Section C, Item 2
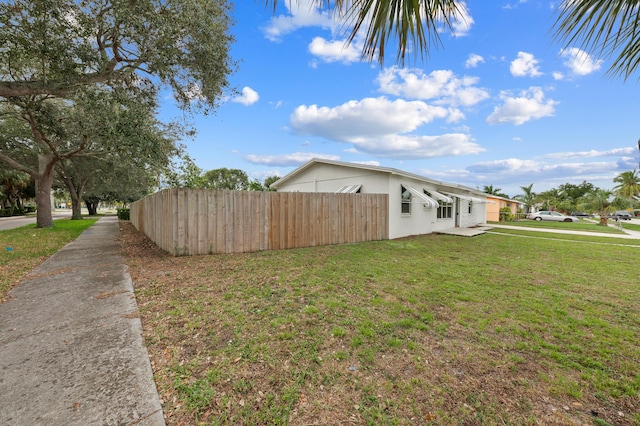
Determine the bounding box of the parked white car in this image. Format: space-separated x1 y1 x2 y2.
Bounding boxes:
526 211 579 222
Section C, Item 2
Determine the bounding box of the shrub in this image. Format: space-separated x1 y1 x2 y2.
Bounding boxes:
0 207 27 217
117 208 130 220
499 206 515 222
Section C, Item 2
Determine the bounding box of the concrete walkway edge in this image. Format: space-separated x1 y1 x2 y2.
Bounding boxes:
0 216 165 425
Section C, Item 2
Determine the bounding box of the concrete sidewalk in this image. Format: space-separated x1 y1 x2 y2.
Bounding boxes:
0 216 164 425
487 223 640 239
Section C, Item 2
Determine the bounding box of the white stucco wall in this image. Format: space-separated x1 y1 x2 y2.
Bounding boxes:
275 163 390 193
276 162 487 239
455 197 487 228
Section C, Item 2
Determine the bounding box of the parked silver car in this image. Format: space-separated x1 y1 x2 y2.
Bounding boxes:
526 211 579 222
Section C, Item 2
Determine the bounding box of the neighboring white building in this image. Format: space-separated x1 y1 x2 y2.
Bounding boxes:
271 159 489 239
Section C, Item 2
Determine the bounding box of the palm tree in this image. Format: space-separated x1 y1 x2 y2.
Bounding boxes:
613 170 640 210
0 168 30 213
482 185 508 198
536 189 561 212
579 189 615 225
514 183 536 214
267 1 640 77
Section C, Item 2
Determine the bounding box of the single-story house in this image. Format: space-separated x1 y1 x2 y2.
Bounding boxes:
484 195 523 222
271 159 490 239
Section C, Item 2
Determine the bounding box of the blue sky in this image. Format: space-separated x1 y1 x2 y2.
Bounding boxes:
160 1 639 198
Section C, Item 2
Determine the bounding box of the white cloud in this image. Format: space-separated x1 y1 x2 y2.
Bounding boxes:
458 157 621 194
465 53 484 68
308 37 361 63
467 158 619 182
450 2 474 36
246 152 340 167
232 87 259 106
262 0 335 41
552 71 564 80
251 170 282 180
376 67 490 107
560 47 603 76
543 147 636 159
351 160 381 166
486 87 557 125
346 133 485 159
291 97 452 140
290 97 484 159
510 52 543 77
417 146 636 195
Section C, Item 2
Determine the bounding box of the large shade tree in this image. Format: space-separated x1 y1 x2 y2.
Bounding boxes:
203 167 250 190
0 0 236 227
54 91 180 219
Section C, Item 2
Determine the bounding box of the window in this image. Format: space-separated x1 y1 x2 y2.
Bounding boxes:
401 186 411 214
437 200 453 219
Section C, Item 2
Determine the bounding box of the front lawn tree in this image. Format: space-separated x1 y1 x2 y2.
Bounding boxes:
514 183 536 214
613 170 640 210
0 0 235 227
55 93 179 219
0 0 235 109
579 188 624 226
536 189 561 212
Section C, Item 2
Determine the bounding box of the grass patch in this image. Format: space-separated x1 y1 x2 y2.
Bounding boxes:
490 219 625 234
487 227 640 246
0 218 98 300
621 222 640 232
121 223 640 425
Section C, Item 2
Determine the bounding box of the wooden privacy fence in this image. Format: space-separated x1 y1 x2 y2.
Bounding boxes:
130 188 389 255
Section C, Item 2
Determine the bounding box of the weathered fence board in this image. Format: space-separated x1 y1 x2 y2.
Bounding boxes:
130 188 389 256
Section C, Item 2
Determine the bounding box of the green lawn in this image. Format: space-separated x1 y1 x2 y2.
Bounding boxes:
491 219 625 234
0 218 98 300
621 222 640 232
122 223 640 426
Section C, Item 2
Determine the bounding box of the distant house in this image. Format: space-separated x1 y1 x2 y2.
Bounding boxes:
484 195 522 222
271 159 490 239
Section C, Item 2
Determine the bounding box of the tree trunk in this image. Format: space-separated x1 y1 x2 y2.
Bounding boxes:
599 212 608 226
70 196 83 220
35 154 57 228
85 201 99 215
68 181 84 220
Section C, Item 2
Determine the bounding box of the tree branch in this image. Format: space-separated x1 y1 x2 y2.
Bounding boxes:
0 152 38 179
0 67 123 97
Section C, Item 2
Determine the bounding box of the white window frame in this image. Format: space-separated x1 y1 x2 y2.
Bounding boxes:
437 200 453 219
401 185 411 215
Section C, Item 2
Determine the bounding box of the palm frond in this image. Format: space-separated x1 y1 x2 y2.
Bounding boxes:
553 0 640 80
266 0 461 65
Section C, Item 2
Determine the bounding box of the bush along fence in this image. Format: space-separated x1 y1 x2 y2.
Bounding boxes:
130 188 389 256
